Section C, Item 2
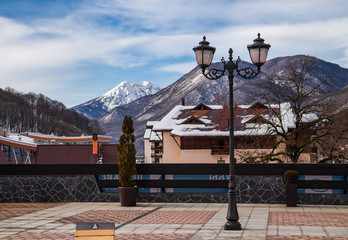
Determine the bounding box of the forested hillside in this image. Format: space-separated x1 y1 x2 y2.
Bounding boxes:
0 87 101 136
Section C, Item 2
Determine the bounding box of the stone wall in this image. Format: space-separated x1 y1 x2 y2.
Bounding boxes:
0 175 116 202
1 175 348 204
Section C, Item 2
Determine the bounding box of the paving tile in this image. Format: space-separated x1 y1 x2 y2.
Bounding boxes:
139 223 162 229
181 224 201 229
174 228 199 234
268 211 348 227
115 228 137 234
151 228 176 234
324 226 348 237
242 231 267 239
133 210 217 224
159 224 183 229
132 228 155 234
319 206 341 212
300 226 326 236
217 231 243 237
267 225 278 235
278 225 302 235
201 225 222 230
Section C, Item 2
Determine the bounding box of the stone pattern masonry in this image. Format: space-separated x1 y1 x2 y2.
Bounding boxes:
1 175 348 204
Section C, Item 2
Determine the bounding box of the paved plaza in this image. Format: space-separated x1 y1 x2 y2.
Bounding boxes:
0 202 348 239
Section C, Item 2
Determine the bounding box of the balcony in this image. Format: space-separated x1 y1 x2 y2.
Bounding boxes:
211 146 229 155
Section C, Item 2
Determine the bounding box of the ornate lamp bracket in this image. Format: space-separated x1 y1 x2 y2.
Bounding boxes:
203 49 261 81
236 64 260 79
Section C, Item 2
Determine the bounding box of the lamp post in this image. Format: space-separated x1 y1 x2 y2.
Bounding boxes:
193 33 271 230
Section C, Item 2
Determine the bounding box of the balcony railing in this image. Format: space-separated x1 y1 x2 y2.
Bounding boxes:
211 146 229 155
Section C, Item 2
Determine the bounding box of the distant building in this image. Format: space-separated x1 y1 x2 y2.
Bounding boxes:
0 131 116 164
144 102 317 163
143 121 163 164
35 144 118 164
27 133 112 145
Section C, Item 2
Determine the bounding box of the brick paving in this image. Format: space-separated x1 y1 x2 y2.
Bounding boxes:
268 211 348 227
267 236 348 240
0 232 73 240
133 210 217 224
0 232 193 240
115 233 193 240
0 203 62 221
1 203 348 239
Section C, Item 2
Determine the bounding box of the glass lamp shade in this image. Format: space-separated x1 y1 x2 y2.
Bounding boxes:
193 36 216 69
247 33 271 69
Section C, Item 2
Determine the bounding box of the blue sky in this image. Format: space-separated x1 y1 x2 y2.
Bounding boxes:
0 0 348 107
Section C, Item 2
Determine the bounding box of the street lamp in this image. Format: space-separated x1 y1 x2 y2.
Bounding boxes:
193 33 271 230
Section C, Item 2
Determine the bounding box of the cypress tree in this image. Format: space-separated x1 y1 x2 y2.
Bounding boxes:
117 115 137 187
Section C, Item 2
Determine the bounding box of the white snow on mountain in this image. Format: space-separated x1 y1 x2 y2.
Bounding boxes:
99 81 163 111
72 81 163 119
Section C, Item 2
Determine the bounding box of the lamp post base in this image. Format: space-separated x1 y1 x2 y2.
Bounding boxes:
224 220 242 230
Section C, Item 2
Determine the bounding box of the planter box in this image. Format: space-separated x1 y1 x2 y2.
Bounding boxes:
118 187 138 206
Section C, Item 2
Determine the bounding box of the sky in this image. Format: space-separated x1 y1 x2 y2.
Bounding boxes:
0 0 348 107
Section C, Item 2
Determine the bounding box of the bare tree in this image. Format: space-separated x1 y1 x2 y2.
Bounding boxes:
315 109 348 163
244 56 346 163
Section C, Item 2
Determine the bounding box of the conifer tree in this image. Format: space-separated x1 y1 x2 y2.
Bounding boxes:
117 115 137 187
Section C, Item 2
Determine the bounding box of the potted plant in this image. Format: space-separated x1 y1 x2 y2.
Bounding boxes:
117 115 138 206
284 170 299 207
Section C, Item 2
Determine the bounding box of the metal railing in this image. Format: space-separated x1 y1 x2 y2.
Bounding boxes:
1 163 347 193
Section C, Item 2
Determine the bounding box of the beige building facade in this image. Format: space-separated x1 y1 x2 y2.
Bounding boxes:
144 102 316 164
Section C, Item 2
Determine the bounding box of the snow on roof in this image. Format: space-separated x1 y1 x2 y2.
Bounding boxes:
149 102 317 137
28 133 112 142
302 113 319 123
150 131 162 141
152 105 190 131
143 128 152 139
144 120 163 141
144 128 162 141
152 105 222 132
0 135 37 150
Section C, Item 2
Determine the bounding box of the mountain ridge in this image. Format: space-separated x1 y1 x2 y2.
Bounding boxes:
0 88 99 136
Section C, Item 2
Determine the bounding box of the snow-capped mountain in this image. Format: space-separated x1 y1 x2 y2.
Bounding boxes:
72 81 163 119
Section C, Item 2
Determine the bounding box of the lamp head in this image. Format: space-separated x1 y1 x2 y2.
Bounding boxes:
247 33 271 70
193 36 216 71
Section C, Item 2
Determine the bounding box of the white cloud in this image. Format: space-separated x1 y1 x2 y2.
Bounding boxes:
0 0 348 107
157 62 197 74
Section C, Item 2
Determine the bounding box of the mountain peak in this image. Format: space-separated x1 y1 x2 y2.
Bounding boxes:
72 80 163 119
142 81 150 86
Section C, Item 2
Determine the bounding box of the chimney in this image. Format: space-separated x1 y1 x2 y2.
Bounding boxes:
181 98 185 106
